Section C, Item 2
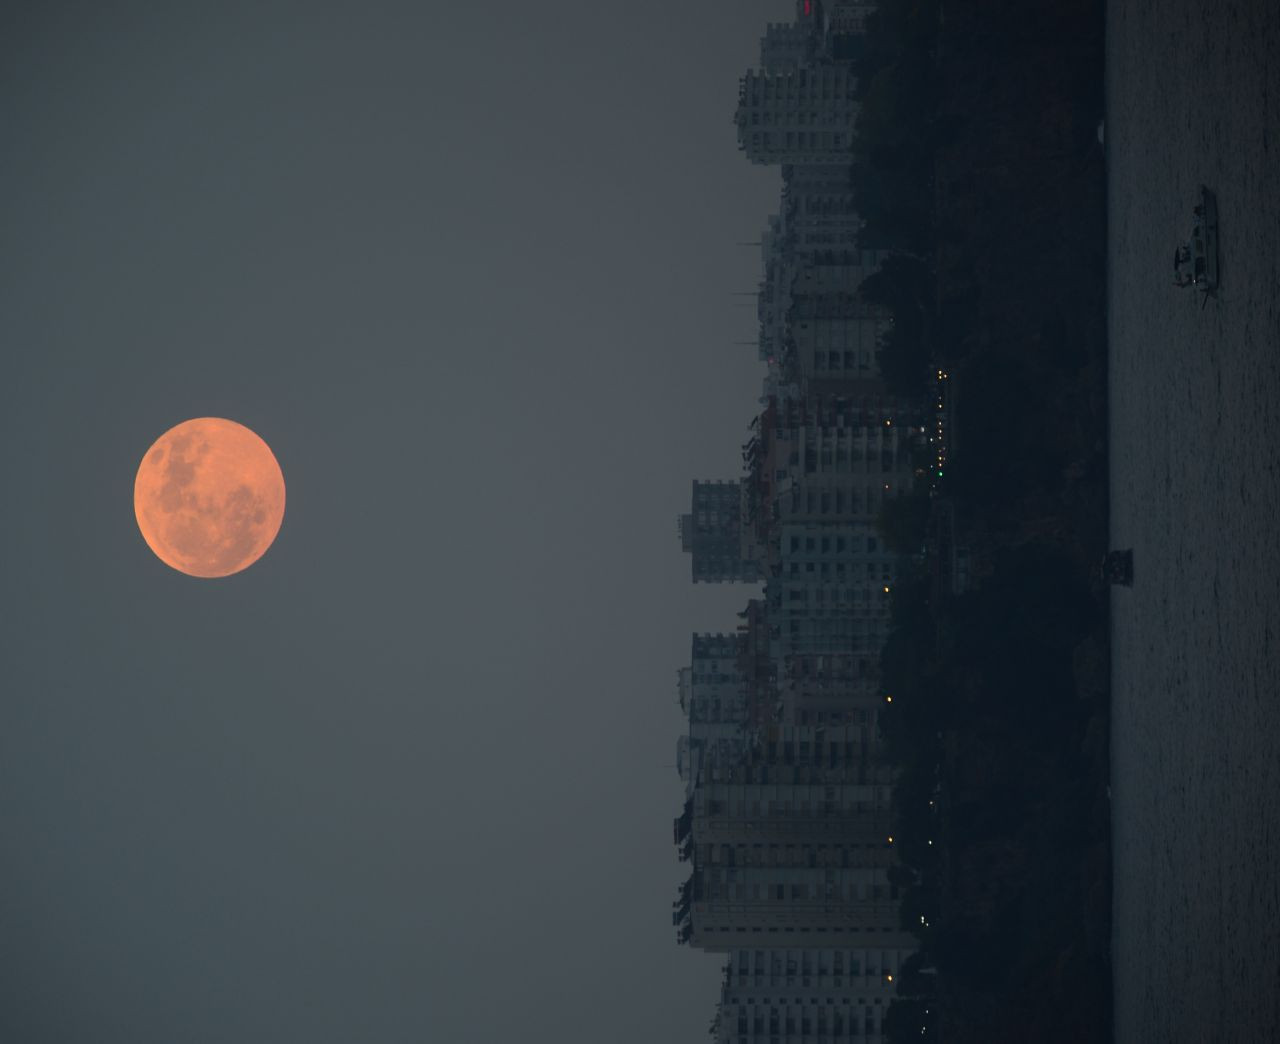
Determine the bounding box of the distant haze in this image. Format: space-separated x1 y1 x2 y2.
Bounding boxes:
0 3 792 1041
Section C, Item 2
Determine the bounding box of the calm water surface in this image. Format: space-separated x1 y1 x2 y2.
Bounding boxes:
1107 0 1280 1041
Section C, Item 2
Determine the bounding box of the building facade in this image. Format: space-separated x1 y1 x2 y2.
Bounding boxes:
677 633 752 799
735 66 859 167
681 718 905 952
680 481 762 583
714 943 915 1044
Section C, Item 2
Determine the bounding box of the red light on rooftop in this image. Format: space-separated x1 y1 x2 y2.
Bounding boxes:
804 0 811 13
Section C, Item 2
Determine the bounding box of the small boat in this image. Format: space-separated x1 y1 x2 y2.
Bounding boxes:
1173 185 1219 297
1102 549 1134 586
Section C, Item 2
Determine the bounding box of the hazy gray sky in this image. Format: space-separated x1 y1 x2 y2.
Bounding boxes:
0 3 793 1041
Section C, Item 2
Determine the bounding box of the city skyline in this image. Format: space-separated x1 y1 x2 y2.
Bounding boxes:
7 1 1274 1041
670 7 940 1040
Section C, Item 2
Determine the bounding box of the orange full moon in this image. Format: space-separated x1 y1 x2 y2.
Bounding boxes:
134 417 286 578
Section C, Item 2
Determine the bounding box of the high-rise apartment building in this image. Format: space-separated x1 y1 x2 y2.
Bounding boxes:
680 481 762 583
760 24 813 72
759 0 825 72
739 396 923 717
677 633 752 798
687 860 908 952
782 649 884 724
679 715 904 952
754 169 876 371
781 164 863 258
714 944 915 1044
738 397 918 704
756 214 795 365
735 66 858 167
787 295 890 394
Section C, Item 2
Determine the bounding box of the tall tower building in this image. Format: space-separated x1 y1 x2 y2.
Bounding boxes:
759 14 819 73
735 66 858 167
759 0 826 73
738 397 918 704
679 717 907 953
679 481 762 583
787 262 898 400
714 944 916 1044
756 213 793 365
677 633 751 798
782 163 865 260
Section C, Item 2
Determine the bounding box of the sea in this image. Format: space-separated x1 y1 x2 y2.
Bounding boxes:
1106 0 1280 1041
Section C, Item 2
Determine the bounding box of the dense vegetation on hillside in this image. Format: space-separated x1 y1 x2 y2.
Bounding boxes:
851 0 1111 1041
